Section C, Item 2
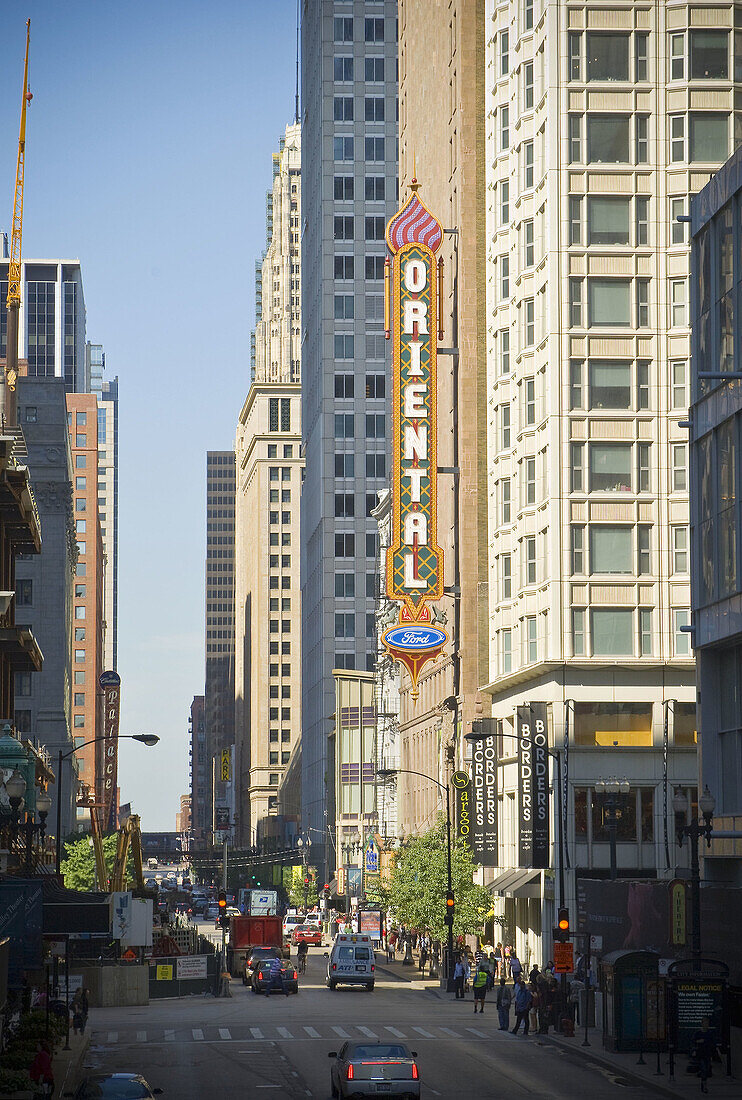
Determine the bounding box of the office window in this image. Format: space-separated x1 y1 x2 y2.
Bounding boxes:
674 610 691 656
74 650 85 663
500 255 510 299
690 113 727 162
500 30 509 74
501 478 511 524
569 33 582 81
572 609 586 656
76 411 87 427
366 453 385 479
523 61 534 109
334 413 354 438
525 378 536 425
523 219 534 266
365 255 385 280
670 279 687 328
74 671 85 684
570 360 583 409
635 33 648 81
25 406 37 423
502 629 512 673
525 456 536 504
588 114 629 162
588 197 630 245
334 334 354 360
500 105 509 150
526 616 537 663
690 31 728 79
75 476 86 490
638 443 651 492
587 33 629 81
74 605 86 620
500 180 510 225
366 573 377 598
365 137 385 162
589 360 630 409
334 17 353 42
335 373 354 399
334 294 354 320
366 374 385 399
334 215 354 239
76 498 86 512
670 115 685 163
636 197 649 245
570 442 584 492
74 627 85 642
589 279 631 326
335 533 355 558
637 361 650 410
636 116 648 163
671 361 687 408
637 279 650 327
335 493 355 518
500 329 510 375
334 56 353 82
569 196 582 245
670 33 684 80
334 254 354 280
672 444 687 491
638 526 651 575
524 141 534 187
571 526 584 573
74 583 86 598
365 57 384 82
569 115 582 163
640 609 653 656
365 97 384 122
365 414 385 439
335 452 354 478
500 404 511 450
76 455 86 468
524 0 533 30
74 715 85 728
524 298 535 346
590 526 631 574
333 96 353 121
280 399 290 432
673 527 688 573
671 198 686 244
569 278 583 327
364 17 384 42
502 553 512 599
334 175 354 201
592 609 633 655
590 443 631 492
525 536 537 584
365 216 385 240
366 534 377 558
334 136 354 162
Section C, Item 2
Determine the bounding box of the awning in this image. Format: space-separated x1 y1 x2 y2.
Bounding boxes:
488 869 541 898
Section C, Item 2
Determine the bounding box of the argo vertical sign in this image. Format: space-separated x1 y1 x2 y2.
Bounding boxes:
517 704 549 868
382 179 447 699
471 737 498 865
99 671 121 832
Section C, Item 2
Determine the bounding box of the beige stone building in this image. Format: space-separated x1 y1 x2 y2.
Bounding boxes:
235 123 303 848
394 0 488 834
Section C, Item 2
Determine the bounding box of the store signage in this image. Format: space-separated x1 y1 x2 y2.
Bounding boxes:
517 704 549 869
364 838 379 875
220 748 231 783
383 180 447 701
471 739 498 865
452 771 472 849
670 879 687 945
99 671 121 832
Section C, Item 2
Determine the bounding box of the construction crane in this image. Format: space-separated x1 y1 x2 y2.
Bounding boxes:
110 814 146 893
3 19 32 429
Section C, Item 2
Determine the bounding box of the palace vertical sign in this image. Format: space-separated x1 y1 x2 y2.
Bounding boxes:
99 671 121 832
517 704 549 869
382 181 447 699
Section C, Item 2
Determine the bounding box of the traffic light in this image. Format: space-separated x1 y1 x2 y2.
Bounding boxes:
444 890 455 927
218 890 229 929
553 907 570 943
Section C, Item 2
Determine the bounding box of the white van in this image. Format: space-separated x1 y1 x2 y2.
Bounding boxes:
283 913 305 943
326 934 375 991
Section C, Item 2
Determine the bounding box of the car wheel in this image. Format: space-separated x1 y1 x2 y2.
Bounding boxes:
331 1077 338 1099
242 975 247 986
328 979 337 990
365 983 374 991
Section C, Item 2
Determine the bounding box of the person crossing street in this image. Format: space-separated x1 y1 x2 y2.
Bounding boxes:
511 976 533 1035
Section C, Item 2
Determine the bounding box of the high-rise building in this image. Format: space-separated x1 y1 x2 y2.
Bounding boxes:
175 794 192 835
65 392 105 828
0 256 87 391
235 123 303 850
88 343 119 673
301 0 399 880
205 451 236 842
14 378 77 838
188 695 207 849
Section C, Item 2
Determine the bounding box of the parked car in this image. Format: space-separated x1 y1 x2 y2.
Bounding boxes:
251 958 299 995
328 1043 420 1099
65 1072 163 1098
292 924 322 947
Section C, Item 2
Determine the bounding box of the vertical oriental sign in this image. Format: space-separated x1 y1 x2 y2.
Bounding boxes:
471 737 498 865
382 181 447 699
99 671 121 832
517 704 549 869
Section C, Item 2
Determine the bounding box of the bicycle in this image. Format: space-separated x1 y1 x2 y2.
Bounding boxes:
297 953 307 975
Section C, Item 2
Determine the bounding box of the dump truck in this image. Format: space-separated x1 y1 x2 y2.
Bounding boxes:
228 915 287 982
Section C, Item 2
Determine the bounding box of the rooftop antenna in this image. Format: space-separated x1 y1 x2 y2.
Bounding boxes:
294 0 300 124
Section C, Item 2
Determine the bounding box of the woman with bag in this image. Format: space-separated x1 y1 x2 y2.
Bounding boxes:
29 1039 54 1098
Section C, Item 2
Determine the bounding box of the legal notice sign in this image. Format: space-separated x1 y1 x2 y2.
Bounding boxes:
382 180 447 699
517 704 549 869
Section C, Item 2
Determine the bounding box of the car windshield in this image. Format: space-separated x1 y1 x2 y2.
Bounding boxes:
81 1078 152 1097
349 1045 409 1060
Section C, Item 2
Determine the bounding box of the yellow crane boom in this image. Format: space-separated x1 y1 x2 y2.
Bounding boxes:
3 19 31 425
111 814 146 893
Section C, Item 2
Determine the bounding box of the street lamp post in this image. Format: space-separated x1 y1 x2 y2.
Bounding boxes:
341 832 362 928
673 785 715 964
0 770 52 872
594 777 630 881
377 767 455 991
56 733 159 875
297 833 313 914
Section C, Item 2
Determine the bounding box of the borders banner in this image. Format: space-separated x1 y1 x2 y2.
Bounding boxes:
452 770 472 849
99 671 121 833
517 704 549 869
471 738 498 866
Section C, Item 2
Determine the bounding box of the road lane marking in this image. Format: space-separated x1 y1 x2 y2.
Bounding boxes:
255 1087 281 1089
192 1029 204 1040
219 1028 231 1040
250 1028 264 1039
466 1027 488 1038
357 1027 378 1038
107 1032 118 1043
277 1027 293 1039
304 1027 320 1038
438 1028 460 1038
385 1027 407 1038
412 1026 434 1038
164 1030 175 1042
136 1031 146 1043
332 1027 350 1038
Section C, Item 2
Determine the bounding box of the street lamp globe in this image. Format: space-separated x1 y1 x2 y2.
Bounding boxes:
132 734 159 747
297 837 304 849
606 777 620 795
306 835 312 849
673 788 689 817
6 769 26 803
699 785 716 819
36 790 52 817
594 778 605 795
618 778 630 796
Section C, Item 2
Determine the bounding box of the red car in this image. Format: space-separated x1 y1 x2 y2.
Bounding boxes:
292 923 322 946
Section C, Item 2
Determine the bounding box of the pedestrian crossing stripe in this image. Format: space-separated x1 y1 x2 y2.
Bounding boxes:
385 1027 406 1038
218 1028 231 1039
193 1029 204 1040
94 1024 510 1045
277 1027 292 1039
304 1027 320 1038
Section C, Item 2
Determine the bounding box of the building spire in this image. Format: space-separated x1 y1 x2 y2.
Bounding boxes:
409 149 419 193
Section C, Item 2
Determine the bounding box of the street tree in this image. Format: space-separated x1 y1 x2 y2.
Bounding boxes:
386 819 491 941
286 865 319 910
60 833 132 891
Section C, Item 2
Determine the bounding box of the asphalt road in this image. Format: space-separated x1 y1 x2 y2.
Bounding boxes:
76 948 663 1099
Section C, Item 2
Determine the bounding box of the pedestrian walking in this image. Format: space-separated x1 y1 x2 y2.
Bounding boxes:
472 964 489 1013
529 963 541 984
462 954 471 993
511 977 533 1035
509 951 522 981
496 977 512 1031
691 1017 718 1094
453 954 466 999
29 1039 54 1099
419 940 429 974
265 954 288 997
529 982 540 1033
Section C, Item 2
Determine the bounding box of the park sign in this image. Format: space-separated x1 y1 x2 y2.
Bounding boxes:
382 179 447 700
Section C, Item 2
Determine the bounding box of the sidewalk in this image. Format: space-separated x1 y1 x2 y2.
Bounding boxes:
52 1030 90 1097
544 1025 738 1099
375 952 441 988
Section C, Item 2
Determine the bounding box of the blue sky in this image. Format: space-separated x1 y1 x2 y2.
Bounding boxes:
0 1 297 828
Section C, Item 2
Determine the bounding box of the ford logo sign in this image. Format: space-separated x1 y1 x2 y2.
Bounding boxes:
384 625 447 651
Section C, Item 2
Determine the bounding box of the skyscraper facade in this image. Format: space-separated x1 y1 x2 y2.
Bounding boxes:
235 123 303 849
205 451 236 842
88 343 119 673
301 0 399 878
188 694 207 849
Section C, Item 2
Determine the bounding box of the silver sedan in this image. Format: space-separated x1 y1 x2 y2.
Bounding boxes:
328 1042 420 1099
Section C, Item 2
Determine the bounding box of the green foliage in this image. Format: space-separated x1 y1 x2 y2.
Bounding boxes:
385 819 491 941
0 1067 32 1093
60 831 132 890
286 865 319 910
